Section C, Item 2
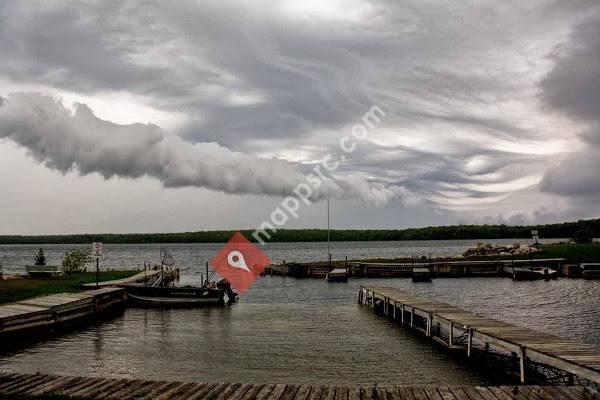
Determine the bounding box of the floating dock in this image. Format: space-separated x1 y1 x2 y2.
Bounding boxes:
266 258 565 279
0 287 125 337
0 373 597 400
359 286 600 385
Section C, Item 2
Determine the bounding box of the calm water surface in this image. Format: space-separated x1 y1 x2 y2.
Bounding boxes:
0 240 597 385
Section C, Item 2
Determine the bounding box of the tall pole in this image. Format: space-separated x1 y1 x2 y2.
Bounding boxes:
327 198 331 267
96 258 99 288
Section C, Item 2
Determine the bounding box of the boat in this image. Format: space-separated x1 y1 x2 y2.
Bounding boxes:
121 248 237 307
581 263 600 280
503 266 558 280
123 282 228 306
412 267 432 282
326 268 348 282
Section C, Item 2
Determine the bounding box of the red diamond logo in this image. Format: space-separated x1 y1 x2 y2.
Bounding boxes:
210 231 271 293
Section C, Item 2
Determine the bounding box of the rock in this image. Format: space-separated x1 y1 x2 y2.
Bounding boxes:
462 243 540 257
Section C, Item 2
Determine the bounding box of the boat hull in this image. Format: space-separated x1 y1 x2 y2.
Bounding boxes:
122 284 225 307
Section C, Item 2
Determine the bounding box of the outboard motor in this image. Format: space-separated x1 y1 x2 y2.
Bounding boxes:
217 279 238 304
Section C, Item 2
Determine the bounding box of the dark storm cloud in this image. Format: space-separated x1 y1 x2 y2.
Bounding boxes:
0 0 583 215
540 10 600 197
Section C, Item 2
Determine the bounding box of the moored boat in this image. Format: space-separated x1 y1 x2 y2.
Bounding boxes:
412 267 432 282
581 263 600 280
326 268 348 282
123 283 227 306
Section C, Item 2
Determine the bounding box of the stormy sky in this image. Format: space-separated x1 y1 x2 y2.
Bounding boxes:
0 0 599 234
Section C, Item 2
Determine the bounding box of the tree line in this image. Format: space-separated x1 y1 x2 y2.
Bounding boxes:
1 218 598 244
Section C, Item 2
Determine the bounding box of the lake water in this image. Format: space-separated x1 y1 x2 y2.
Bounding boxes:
0 238 565 276
1 239 598 386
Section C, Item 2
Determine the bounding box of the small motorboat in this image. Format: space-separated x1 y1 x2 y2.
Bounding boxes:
326 268 348 282
122 248 237 307
581 263 600 280
412 267 432 282
503 266 558 280
123 282 230 306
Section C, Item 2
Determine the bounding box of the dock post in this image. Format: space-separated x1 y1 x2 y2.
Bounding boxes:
410 307 414 327
401 304 405 324
449 322 454 347
519 346 527 383
426 314 432 337
384 297 388 315
467 328 473 357
393 301 397 321
358 286 363 304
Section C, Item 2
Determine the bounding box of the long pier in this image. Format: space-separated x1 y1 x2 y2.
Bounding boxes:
0 287 125 337
0 373 597 400
267 258 565 278
359 286 600 385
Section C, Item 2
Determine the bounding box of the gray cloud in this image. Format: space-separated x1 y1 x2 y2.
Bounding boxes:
0 92 407 203
0 0 595 229
540 11 600 197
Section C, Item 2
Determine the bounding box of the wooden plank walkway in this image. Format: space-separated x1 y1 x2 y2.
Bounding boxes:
0 373 597 400
81 269 167 288
0 287 125 335
359 286 600 384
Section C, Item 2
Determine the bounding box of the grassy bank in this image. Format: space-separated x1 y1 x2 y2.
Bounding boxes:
536 243 600 263
0 270 138 305
343 243 600 264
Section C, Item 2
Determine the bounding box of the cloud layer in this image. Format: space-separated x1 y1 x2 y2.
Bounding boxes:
1 0 599 231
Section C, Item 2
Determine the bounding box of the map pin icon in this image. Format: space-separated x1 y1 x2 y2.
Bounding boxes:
227 250 251 272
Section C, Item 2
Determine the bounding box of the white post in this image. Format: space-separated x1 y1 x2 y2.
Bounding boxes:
519 346 527 384
449 322 454 347
467 328 473 357
401 304 405 324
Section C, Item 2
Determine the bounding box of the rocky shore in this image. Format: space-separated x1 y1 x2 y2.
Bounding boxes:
463 242 540 257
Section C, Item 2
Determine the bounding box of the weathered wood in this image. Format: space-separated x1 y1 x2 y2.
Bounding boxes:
0 373 599 400
361 286 600 384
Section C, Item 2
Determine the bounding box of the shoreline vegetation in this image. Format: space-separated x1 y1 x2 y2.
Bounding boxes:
0 218 599 244
0 270 138 305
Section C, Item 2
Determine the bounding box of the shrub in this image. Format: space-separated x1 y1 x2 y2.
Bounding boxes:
34 248 46 266
62 249 91 273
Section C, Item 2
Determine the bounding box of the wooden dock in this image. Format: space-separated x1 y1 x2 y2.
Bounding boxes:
0 287 125 337
266 259 565 279
359 286 600 384
81 268 178 289
0 373 597 400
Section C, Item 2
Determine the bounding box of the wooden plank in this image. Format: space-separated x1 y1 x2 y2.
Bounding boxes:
546 386 584 400
410 387 430 400
227 384 257 400
321 385 337 400
294 385 312 400
88 378 134 399
181 382 221 400
106 379 152 399
281 384 300 400
0 373 37 391
255 384 277 400
2 374 55 394
335 386 349 400
120 380 172 400
307 385 325 400
473 387 504 400
266 384 289 400
397 387 415 400
435 386 457 400
26 375 80 396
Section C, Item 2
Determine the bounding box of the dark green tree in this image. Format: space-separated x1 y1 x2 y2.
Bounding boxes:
34 248 46 266
574 228 593 244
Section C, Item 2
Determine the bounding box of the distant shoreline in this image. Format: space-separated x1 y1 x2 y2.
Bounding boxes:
1 218 598 244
